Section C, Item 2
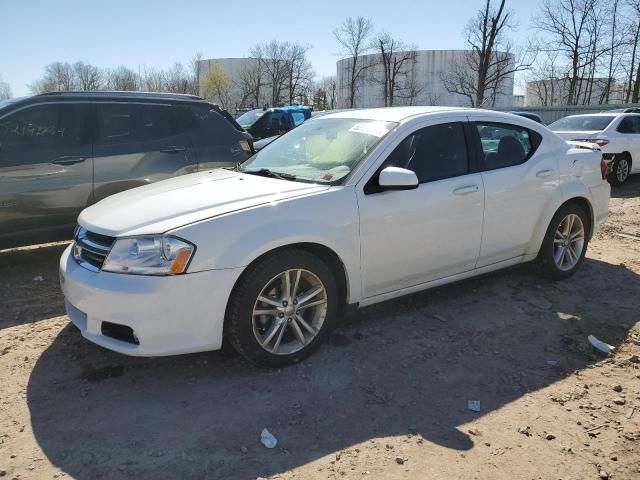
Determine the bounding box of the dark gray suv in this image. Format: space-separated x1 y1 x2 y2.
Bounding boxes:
0 91 254 249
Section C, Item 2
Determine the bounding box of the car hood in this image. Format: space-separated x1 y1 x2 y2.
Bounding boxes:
78 169 330 237
552 130 602 140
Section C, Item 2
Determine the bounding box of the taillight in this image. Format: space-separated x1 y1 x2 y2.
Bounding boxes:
573 138 609 147
600 157 607 180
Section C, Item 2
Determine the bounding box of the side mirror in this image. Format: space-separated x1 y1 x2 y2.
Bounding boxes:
378 166 419 190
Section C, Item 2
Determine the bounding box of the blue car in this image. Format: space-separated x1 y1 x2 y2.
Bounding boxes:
237 106 312 147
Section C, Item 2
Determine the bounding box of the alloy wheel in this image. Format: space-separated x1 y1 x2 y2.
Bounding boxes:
252 269 328 355
553 213 585 271
616 158 630 183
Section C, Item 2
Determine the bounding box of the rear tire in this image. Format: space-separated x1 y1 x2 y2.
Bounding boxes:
534 203 590 280
226 248 339 367
607 154 631 186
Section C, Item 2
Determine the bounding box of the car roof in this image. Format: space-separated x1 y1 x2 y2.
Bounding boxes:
35 91 207 102
321 106 471 122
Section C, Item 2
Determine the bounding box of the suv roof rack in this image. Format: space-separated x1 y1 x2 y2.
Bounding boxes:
35 91 206 101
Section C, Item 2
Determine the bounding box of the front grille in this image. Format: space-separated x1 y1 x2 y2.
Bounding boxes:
74 227 115 271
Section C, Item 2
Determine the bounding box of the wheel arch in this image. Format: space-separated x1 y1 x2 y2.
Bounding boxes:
527 191 595 257
222 242 352 341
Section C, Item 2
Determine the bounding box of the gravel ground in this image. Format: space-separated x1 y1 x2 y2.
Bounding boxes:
1 178 639 480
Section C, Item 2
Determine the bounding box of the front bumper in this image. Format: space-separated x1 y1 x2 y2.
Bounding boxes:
59 245 242 356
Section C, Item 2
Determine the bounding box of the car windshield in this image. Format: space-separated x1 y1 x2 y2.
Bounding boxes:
549 115 615 131
241 117 397 184
236 109 265 128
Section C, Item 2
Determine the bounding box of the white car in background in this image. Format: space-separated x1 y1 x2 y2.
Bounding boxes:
59 107 610 367
550 112 640 185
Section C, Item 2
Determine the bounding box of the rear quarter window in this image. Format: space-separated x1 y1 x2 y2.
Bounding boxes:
475 122 542 171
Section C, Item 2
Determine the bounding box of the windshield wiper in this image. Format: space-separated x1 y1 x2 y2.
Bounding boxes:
241 168 297 181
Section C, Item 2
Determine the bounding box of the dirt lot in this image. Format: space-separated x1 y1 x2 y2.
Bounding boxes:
1 179 639 480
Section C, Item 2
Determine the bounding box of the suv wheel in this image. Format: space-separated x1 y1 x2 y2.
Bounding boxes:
534 203 589 280
226 249 338 367
608 154 631 186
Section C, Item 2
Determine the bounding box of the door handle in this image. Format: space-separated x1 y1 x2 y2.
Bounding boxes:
453 184 479 195
160 146 186 154
536 169 554 178
51 156 86 166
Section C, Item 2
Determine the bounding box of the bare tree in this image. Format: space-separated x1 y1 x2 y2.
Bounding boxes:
74 62 102 91
334 16 373 108
536 0 606 105
106 66 139 91
370 32 418 107
0 75 12 100
255 40 291 106
285 43 314 104
29 62 76 93
443 0 531 107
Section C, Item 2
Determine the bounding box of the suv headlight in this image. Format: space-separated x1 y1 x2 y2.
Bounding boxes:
102 236 195 275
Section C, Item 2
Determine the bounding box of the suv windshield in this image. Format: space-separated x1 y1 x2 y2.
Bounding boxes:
236 109 265 128
241 118 397 184
549 115 615 131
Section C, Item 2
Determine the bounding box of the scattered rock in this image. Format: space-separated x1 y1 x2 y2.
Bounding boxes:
628 354 639 364
395 456 404 465
517 426 531 436
545 433 556 440
610 455 618 461
613 397 626 405
612 385 623 393
0 470 6 477
599 469 609 479
240 446 248 454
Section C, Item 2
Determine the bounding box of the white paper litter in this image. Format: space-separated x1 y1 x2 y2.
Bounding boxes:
588 335 615 354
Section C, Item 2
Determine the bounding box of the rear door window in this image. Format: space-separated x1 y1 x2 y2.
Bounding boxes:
0 103 86 156
96 104 173 144
475 122 541 170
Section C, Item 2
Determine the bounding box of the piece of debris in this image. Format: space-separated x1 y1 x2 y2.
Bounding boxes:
626 407 636 419
612 385 623 393
260 428 278 449
468 400 481 412
588 335 615 354
467 428 481 436
545 433 556 440
517 426 531 436
614 232 640 241
395 456 404 465
32 275 44 283
613 397 626 406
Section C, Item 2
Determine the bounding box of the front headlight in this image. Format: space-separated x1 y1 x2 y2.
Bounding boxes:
102 236 195 275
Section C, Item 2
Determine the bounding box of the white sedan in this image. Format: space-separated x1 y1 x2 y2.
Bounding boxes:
59 107 610 366
550 112 640 185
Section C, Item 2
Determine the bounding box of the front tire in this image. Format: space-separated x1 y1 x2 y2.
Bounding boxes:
226 249 339 367
534 203 589 280
607 154 631 186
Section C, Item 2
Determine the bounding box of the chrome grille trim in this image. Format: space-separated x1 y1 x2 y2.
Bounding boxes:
73 227 115 272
